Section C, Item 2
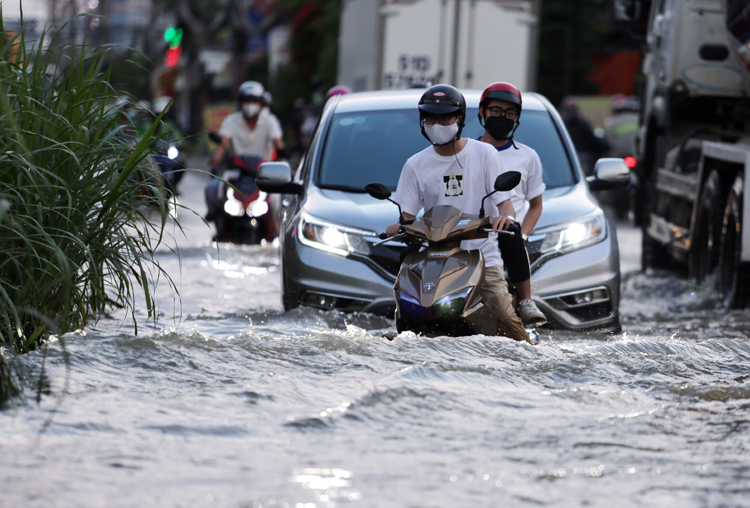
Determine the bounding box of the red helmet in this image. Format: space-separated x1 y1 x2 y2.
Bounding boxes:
326 85 352 100
479 82 522 114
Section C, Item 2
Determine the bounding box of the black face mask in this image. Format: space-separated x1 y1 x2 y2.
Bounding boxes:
485 116 516 140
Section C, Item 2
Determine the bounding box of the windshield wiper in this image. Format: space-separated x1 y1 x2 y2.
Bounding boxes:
318 183 368 193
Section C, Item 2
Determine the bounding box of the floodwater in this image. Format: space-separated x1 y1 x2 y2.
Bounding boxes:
2 172 749 508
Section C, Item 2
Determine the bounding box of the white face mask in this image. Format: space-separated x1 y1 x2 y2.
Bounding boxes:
424 122 459 145
243 103 261 118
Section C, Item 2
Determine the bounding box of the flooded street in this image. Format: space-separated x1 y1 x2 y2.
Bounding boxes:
2 170 750 508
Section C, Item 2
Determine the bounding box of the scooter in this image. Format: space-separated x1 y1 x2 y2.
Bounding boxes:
366 171 536 340
150 139 186 198
209 154 277 245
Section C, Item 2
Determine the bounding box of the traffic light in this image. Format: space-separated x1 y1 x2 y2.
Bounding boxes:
164 27 183 67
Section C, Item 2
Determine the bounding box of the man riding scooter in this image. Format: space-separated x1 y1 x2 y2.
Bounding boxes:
385 84 530 343
205 81 283 229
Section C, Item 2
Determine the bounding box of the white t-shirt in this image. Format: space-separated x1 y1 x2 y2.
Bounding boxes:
493 141 545 224
218 111 283 160
393 138 515 267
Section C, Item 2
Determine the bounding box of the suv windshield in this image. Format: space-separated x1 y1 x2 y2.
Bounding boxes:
317 108 576 191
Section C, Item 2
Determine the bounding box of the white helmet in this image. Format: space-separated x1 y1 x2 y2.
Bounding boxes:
238 81 265 102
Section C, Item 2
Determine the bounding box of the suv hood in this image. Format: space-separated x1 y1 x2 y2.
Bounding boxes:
534 183 600 229
303 187 401 233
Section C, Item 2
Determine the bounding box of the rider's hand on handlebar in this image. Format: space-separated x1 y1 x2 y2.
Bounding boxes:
492 215 515 233
385 222 401 237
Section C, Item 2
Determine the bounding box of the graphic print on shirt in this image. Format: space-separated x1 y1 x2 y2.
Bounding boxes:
443 173 463 197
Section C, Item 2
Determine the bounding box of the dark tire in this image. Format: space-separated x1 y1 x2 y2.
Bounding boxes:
641 226 671 270
633 126 665 227
631 179 650 227
689 170 726 282
718 174 749 309
281 260 297 312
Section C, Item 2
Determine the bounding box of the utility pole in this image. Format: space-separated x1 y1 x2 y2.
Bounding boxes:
450 0 461 85
527 0 542 92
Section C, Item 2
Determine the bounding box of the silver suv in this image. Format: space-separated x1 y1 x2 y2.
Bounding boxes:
257 89 629 332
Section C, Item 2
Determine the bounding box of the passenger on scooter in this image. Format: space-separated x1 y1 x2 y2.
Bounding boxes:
205 81 283 221
385 84 530 343
478 82 547 327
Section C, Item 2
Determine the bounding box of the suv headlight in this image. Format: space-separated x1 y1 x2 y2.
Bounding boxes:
298 213 375 257
530 212 606 257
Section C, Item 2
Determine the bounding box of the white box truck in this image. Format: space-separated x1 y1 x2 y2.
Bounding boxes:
617 0 750 307
337 0 537 92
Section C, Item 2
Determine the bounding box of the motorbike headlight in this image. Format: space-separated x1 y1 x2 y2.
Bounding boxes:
167 144 179 160
531 212 606 256
298 213 375 257
224 187 245 217
434 287 473 316
249 191 269 217
250 199 269 217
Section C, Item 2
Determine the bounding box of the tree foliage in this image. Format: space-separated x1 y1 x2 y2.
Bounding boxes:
537 0 614 107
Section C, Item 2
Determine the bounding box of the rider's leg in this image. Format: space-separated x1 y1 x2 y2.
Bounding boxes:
497 230 547 326
479 265 531 344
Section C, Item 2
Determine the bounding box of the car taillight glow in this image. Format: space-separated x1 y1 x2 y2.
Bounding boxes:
624 156 637 169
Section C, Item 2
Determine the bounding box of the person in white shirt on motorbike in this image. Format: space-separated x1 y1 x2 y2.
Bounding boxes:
386 84 530 343
205 81 283 220
477 82 547 327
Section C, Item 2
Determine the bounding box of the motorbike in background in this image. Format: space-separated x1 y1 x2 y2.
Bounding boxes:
150 139 186 198
206 147 277 245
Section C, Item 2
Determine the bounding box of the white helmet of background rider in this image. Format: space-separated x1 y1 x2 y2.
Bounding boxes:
238 81 265 118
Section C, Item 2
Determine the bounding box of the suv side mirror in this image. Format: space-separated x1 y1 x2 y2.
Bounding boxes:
256 161 304 194
587 158 631 191
613 0 652 37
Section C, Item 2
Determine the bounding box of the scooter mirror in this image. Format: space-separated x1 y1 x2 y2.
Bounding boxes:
365 183 391 200
494 171 522 192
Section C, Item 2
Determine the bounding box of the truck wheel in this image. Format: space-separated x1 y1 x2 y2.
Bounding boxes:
641 226 671 270
689 170 726 283
718 174 749 309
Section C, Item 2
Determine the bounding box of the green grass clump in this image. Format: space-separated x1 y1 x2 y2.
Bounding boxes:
0 17 178 403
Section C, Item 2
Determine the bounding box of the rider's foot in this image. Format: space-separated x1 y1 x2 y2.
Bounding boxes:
518 299 547 327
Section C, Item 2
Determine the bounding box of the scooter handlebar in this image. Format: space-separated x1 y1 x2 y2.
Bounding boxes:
375 232 406 246
478 225 516 235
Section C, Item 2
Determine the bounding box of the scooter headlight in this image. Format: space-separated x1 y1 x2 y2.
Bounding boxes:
167 144 179 160
395 289 426 319
224 193 244 217
434 287 473 316
250 200 269 217
249 192 269 217
531 212 606 257
298 213 375 257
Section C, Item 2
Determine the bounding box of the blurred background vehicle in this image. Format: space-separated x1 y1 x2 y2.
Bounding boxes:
616 0 750 309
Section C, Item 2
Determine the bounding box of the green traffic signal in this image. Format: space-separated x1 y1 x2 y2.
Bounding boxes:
164 27 183 48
